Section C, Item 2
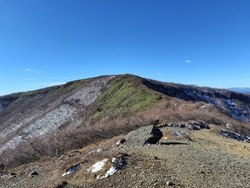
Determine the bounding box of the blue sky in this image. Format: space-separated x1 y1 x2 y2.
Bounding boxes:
1 0 250 96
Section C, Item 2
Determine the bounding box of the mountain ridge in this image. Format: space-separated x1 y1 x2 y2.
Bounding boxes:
0 74 250 170
1 74 250 187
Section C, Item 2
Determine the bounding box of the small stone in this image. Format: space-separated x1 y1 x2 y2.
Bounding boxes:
29 171 38 177
241 145 246 149
166 181 175 186
154 156 159 160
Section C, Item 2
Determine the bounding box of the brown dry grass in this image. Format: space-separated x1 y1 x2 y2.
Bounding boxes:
190 129 250 157
2 97 249 171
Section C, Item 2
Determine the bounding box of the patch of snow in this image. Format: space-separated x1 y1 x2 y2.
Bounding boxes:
200 104 210 109
112 140 121 147
112 158 116 163
225 123 230 129
87 158 108 173
172 131 189 136
97 158 125 179
62 163 82 176
99 166 117 179
88 156 125 180
0 174 12 179
96 148 102 153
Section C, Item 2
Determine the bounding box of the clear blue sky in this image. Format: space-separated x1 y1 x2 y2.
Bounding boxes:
1 0 250 96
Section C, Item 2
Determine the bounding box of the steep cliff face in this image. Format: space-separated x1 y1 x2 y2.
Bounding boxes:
143 79 250 123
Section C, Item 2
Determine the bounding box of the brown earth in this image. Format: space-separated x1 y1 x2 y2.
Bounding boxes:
1 125 250 188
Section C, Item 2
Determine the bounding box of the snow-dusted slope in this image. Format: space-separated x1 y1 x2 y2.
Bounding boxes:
143 79 250 123
0 76 114 154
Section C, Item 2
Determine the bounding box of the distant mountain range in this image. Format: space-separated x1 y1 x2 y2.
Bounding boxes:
227 87 250 94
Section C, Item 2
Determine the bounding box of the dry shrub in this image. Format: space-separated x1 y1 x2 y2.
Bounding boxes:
37 156 53 164
0 122 135 169
1 97 249 170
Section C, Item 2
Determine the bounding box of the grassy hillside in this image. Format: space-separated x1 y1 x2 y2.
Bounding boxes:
83 74 165 126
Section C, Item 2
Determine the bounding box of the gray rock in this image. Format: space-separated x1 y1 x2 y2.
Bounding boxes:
125 125 163 147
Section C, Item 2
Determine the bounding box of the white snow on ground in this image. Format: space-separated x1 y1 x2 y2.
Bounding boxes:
112 158 116 163
172 131 189 136
87 158 108 173
96 148 102 153
99 166 117 179
200 104 210 109
61 157 124 178
112 140 122 147
225 123 230 129
87 157 125 180
62 163 83 176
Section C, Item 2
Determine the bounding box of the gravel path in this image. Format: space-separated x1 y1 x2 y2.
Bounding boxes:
1 128 250 188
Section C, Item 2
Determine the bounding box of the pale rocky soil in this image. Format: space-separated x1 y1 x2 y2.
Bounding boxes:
1 126 250 188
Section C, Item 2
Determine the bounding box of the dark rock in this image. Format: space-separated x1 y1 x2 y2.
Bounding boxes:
154 156 159 160
166 181 175 186
55 181 67 188
218 129 250 142
29 171 38 176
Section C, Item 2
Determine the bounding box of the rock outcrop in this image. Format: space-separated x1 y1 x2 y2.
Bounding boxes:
157 120 210 130
125 125 163 147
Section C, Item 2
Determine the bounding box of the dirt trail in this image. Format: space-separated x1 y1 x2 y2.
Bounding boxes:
1 127 250 188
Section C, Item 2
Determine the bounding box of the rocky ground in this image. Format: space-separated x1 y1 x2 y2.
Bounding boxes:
1 124 250 188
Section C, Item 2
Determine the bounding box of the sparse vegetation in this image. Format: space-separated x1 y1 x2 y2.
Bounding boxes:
0 122 136 169
1 74 250 172
83 74 165 126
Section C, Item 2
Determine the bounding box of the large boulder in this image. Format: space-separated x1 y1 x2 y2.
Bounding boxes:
125 125 163 147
